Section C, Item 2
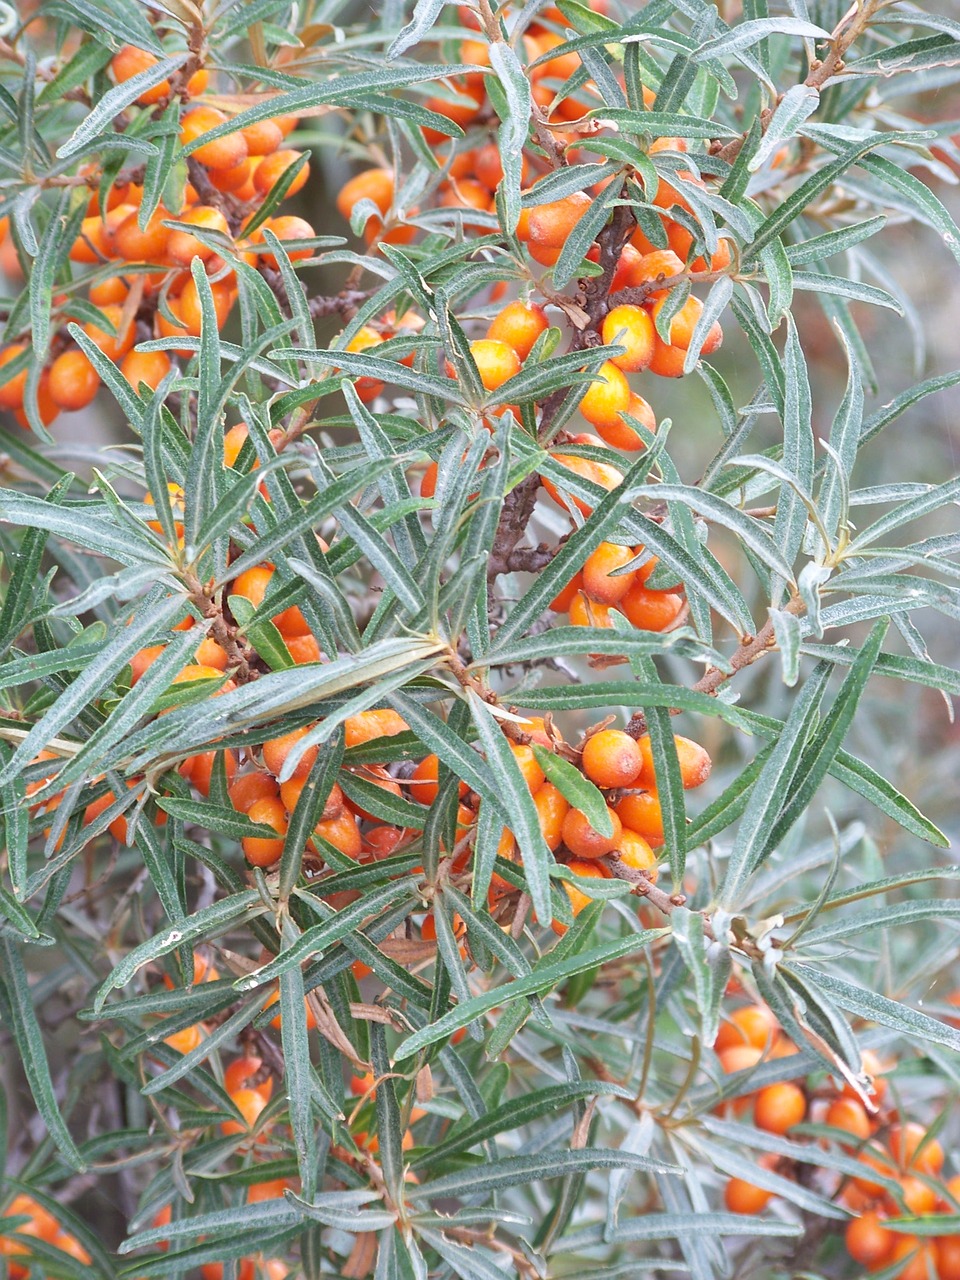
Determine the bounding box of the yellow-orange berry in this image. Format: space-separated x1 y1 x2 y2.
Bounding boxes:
601 304 656 372
579 360 631 429
469 338 522 393
561 805 622 859
486 300 549 360
582 541 637 604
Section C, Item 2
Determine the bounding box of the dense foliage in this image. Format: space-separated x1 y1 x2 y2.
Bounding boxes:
1 0 960 1277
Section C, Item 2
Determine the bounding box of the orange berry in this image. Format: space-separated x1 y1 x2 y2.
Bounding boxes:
824 1097 872 1144
229 771 280 814
509 742 545 794
936 1237 960 1280
121 348 172 392
285 633 323 664
527 191 591 265
253 214 315 267
579 360 631 429
409 754 468 807
343 708 409 748
164 1023 203 1055
648 335 690 378
628 247 685 285
724 1173 773 1215
894 1176 938 1216
262 726 317 781
597 392 656 452
180 748 238 798
231 564 310 639
617 827 657 877
561 805 622 859
581 729 642 789
80 305 132 360
254 150 310 197
48 349 100 411
620 583 684 631
112 207 171 262
0 343 28 410
336 168 394 221
242 795 288 866
241 118 284 156
715 1004 778 1054
313 809 362 860
753 1082 806 1135
614 790 663 845
568 594 614 628
582 542 637 604
845 1212 896 1268
541 441 623 516
221 1086 268 1136
888 1122 944 1175
469 338 522 393
486 300 548 360
166 206 230 266
533 782 569 851
181 106 248 170
601 305 656 373
888 1236 935 1280
549 571 584 613
224 1055 274 1102
634 734 711 790
111 45 170 104
553 859 606 934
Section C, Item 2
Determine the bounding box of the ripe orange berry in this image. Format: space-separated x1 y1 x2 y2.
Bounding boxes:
888 1122 944 1175
242 795 288 866
617 827 657 877
231 564 310 639
553 859 606 934
753 1082 806 1135
533 782 569 851
620 583 683 631
409 754 468 807
221 1087 268 1136
254 150 310 197
936 1237 960 1280
229 771 280 814
582 542 637 604
667 222 734 273
845 1212 896 1268
112 207 171 262
241 118 284 156
541 441 623 517
111 45 169 103
549 571 584 613
336 168 394 221
181 106 248 171
718 1044 764 1076
651 292 723 355
601 305 656 373
561 805 622 859
581 729 642 789
888 1236 935 1280
724 1173 773 1215
510 742 546 793
614 790 663 845
579 360 631 429
469 338 521 393
715 1004 779 1054
0 343 29 410
894 1175 938 1216
253 214 315 266
121 348 172 392
180 748 238 798
224 1055 274 1102
343 708 409 748
527 191 591 265
166 205 230 266
48 349 100 411
313 809 362 859
568 593 614 628
486 300 548 360
824 1097 872 1144
634 734 711 790
262 726 318 781
164 1022 203 1055
82 308 135 366
648 335 689 378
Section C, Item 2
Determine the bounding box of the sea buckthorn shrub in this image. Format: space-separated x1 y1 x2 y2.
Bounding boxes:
0 1 959 1277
